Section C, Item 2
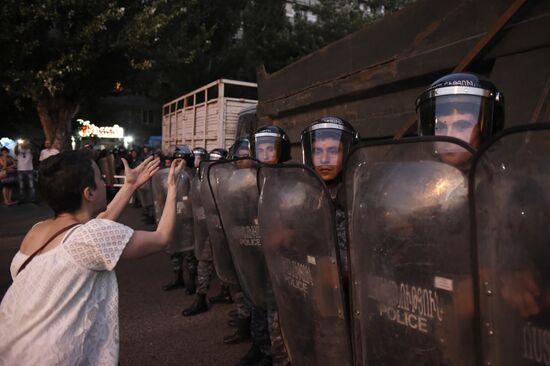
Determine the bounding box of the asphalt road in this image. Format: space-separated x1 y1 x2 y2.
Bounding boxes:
0 202 250 366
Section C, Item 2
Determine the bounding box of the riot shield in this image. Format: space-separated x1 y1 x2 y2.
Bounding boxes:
190 173 210 260
201 161 239 285
151 167 195 254
472 124 550 366
208 158 269 306
151 168 168 225
176 167 194 252
345 137 477 366
258 164 352 366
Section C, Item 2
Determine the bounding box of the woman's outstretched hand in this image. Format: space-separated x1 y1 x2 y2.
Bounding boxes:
122 156 160 189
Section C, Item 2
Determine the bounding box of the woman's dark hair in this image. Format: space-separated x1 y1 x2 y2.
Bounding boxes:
1 147 8 153
38 151 97 216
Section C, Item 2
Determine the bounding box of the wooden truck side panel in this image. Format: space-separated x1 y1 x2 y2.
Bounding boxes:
162 79 257 153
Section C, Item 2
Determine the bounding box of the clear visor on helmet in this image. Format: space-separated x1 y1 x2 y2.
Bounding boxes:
209 152 223 161
302 129 354 181
418 94 492 151
231 140 252 158
255 133 282 164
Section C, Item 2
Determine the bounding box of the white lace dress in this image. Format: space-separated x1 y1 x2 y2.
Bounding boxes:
0 219 134 366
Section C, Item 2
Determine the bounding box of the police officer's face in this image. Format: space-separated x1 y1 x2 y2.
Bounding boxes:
194 155 204 167
236 147 250 158
312 137 344 181
257 142 278 165
435 110 479 166
235 148 253 168
435 110 480 147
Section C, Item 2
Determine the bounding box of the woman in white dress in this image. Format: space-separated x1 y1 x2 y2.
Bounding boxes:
0 151 183 365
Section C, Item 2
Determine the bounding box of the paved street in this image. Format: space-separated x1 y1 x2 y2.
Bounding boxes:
0 202 250 366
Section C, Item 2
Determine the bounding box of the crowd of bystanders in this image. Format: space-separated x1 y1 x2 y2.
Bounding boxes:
0 139 158 208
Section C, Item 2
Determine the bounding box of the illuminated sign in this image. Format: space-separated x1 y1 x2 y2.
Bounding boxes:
78 119 124 139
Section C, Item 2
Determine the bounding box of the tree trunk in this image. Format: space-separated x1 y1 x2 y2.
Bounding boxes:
36 96 80 151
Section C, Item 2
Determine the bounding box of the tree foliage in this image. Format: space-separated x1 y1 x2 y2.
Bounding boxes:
0 0 413 147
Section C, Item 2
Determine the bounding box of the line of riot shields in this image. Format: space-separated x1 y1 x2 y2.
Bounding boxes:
194 124 550 366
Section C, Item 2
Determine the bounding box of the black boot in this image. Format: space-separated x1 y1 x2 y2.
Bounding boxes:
184 278 196 295
235 344 263 366
209 284 233 304
183 266 197 295
162 270 185 291
223 317 251 344
182 294 208 316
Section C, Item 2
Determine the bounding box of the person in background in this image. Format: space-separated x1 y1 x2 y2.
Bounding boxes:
39 139 59 162
0 147 18 205
142 145 153 160
15 140 36 203
127 148 142 169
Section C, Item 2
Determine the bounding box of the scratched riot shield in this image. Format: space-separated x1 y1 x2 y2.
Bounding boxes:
472 124 550 366
208 158 269 306
151 167 194 254
345 137 477 366
191 173 210 260
201 161 239 285
258 164 352 366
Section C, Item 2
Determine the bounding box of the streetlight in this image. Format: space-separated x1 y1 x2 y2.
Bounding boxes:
124 135 134 149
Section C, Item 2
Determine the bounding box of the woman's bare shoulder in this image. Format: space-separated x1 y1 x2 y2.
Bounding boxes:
19 220 54 253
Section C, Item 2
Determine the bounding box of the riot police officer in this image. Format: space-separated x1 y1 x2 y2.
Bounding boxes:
183 147 232 316
415 72 504 365
346 72 505 366
173 145 198 294
232 126 291 366
301 117 359 274
429 73 549 365
254 116 358 365
156 145 196 294
215 137 255 340
258 118 358 366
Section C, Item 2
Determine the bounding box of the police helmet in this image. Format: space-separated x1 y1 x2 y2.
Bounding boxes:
254 125 291 164
416 72 504 147
229 136 253 159
301 116 359 182
209 148 228 161
193 147 208 158
193 147 208 166
173 144 194 168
